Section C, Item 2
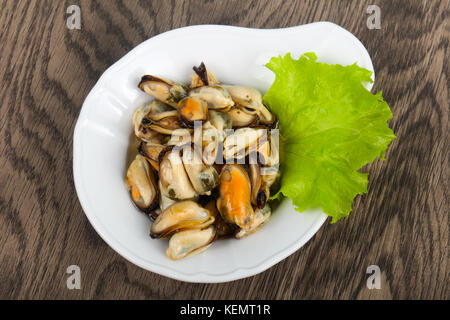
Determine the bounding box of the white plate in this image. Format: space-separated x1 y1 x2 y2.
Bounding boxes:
73 22 374 283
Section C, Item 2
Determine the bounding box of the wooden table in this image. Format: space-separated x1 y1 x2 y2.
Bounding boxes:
0 0 447 300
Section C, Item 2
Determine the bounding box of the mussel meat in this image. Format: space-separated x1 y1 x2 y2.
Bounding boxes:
158 180 177 211
181 144 219 195
158 146 198 200
223 127 266 162
235 204 271 239
177 96 208 128
249 162 270 209
216 164 255 229
150 200 215 238
222 85 275 124
126 155 159 213
166 225 216 260
188 86 234 112
133 101 189 136
139 75 188 107
190 62 219 88
201 111 231 165
205 200 234 237
227 106 258 127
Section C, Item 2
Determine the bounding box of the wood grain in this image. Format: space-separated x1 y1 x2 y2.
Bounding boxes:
0 0 447 299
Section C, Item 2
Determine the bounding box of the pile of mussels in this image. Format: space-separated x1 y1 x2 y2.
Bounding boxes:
126 63 280 260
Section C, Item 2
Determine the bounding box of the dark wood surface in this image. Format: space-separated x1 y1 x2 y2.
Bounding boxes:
0 0 448 300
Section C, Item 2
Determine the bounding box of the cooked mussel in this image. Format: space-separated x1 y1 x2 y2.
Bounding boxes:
208 110 232 132
166 225 216 260
190 62 219 88
201 111 231 165
216 164 255 229
138 141 165 171
139 75 187 107
188 86 234 112
126 155 159 213
181 144 219 195
256 136 279 168
150 200 215 238
177 96 208 128
249 162 270 209
227 106 258 127
222 85 275 124
158 146 198 200
223 127 266 162
165 129 193 146
158 180 177 211
133 101 189 136
261 166 280 189
235 204 271 239
133 103 162 141
205 200 234 237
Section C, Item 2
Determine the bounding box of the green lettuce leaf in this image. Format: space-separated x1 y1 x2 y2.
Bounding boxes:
263 52 395 223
